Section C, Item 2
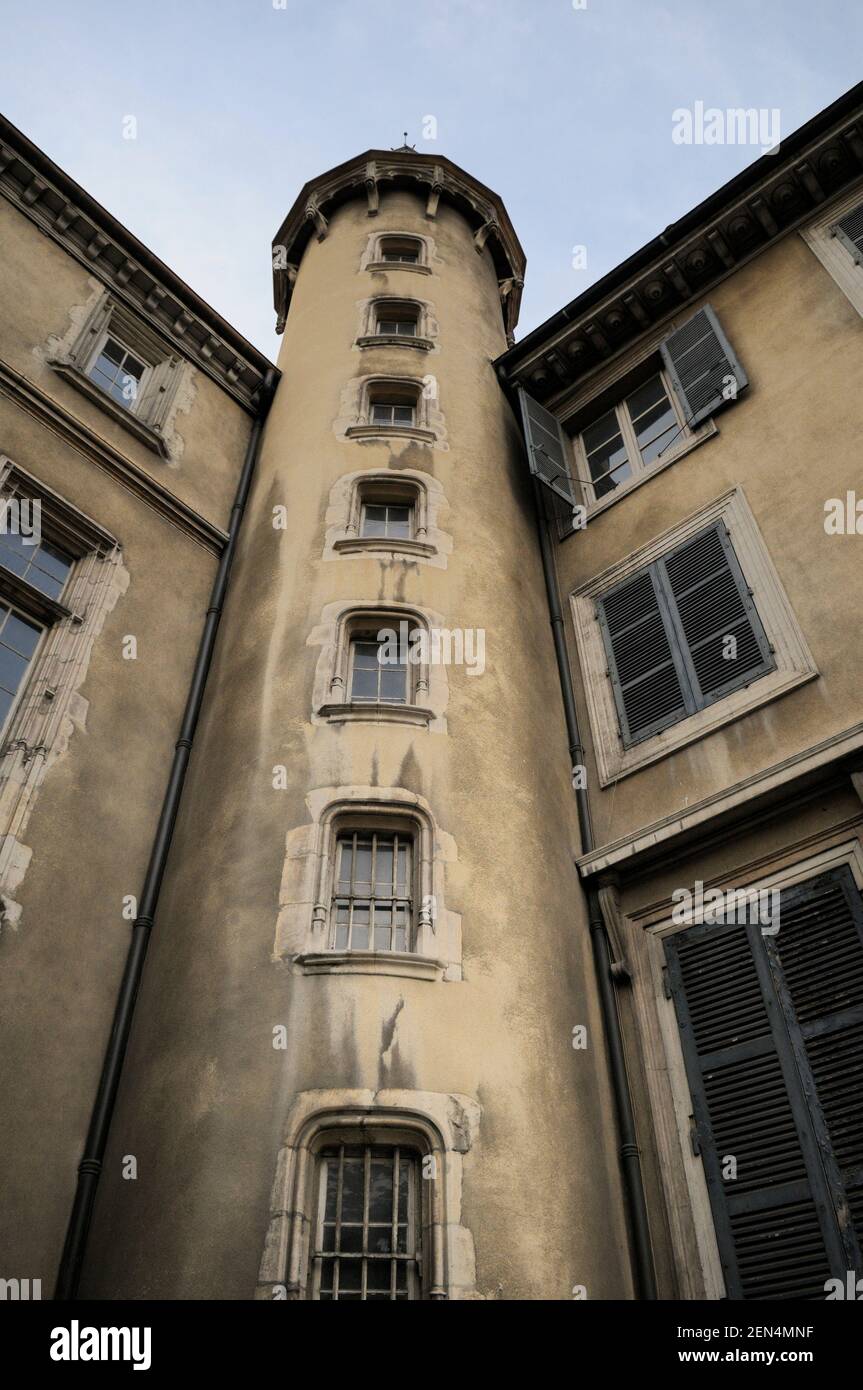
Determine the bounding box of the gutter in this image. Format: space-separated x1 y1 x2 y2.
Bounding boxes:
54 364 279 1300
531 475 657 1301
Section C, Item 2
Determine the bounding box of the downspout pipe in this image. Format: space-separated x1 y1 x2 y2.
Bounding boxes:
532 477 657 1301
54 365 279 1301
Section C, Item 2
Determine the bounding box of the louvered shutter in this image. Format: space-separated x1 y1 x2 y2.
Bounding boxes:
770 869 863 1257
660 304 748 427
831 202 863 265
657 523 774 706
665 867 863 1299
597 568 692 745
517 388 576 506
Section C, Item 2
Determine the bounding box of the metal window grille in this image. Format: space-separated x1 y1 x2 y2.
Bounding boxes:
332 830 413 952
313 1144 421 1300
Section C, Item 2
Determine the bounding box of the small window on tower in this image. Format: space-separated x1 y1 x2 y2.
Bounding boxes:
379 237 421 265
360 499 413 540
331 829 414 953
349 631 408 704
367 381 420 429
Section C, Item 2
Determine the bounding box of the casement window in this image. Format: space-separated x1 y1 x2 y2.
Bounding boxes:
519 305 746 515
331 829 413 953
801 191 863 319
380 237 421 265
361 498 413 540
664 866 863 1299
0 604 43 737
371 400 415 427
48 293 185 457
597 521 774 747
313 1142 421 1300
579 371 686 499
349 632 408 704
87 335 146 410
375 304 419 337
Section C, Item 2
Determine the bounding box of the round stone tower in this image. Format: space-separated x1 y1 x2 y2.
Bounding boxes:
83 148 632 1300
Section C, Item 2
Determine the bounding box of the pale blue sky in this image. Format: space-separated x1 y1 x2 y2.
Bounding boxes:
3 0 861 358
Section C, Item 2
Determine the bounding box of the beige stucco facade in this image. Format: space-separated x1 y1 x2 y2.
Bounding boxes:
1 92 862 1302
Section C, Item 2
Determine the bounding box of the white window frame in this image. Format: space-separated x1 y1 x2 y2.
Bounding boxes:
574 368 690 506
801 182 863 319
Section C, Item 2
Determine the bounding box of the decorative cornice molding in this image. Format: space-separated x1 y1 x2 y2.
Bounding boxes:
0 116 274 415
497 88 863 406
272 149 525 336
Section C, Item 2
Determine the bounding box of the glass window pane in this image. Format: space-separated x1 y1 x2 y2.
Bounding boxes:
102 338 125 366
369 1163 393 1223
393 406 414 425
3 613 41 658
375 843 393 889
340 1159 364 1223
34 543 73 584
625 374 667 422
380 667 407 703
351 921 370 950
337 842 352 888
362 505 387 537
582 408 622 455
351 667 378 701
0 645 29 694
586 432 629 484
339 1225 363 1254
338 1261 361 1293
354 845 372 887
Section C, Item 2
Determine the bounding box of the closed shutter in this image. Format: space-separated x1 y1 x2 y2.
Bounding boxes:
658 523 774 706
597 524 774 748
832 203 863 265
597 568 692 744
660 304 748 427
517 387 576 506
665 867 863 1299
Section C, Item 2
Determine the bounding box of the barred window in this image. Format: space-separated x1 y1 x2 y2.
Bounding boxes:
313 1144 421 1300
332 830 412 952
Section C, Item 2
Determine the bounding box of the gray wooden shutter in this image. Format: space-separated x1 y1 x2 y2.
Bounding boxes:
770 869 863 1259
831 202 863 265
517 388 576 506
657 523 774 706
597 568 693 745
665 914 846 1298
660 304 748 427
665 867 863 1299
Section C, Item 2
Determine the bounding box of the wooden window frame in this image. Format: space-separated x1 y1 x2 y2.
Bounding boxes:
574 368 690 506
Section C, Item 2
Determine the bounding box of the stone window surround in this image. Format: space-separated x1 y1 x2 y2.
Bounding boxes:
275 785 462 981
325 468 449 565
571 486 818 786
355 294 437 353
309 598 448 731
361 230 435 277
255 1089 481 1300
800 181 863 318
344 374 440 445
0 456 125 930
613 829 863 1300
46 290 188 460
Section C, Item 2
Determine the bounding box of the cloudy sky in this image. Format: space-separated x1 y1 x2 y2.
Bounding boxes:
4 0 861 358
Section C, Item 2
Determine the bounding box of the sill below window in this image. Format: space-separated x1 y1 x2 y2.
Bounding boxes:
356 335 433 352
567 420 718 533
318 700 434 727
366 260 432 276
296 950 445 981
333 536 436 559
346 424 436 445
49 360 170 458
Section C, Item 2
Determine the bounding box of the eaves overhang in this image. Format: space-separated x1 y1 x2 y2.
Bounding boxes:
0 114 275 414
496 80 863 412
271 148 526 338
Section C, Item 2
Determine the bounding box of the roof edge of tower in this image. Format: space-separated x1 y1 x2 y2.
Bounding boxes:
271 149 526 337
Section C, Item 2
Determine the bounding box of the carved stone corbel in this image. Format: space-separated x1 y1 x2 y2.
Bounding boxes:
305 200 328 242
425 168 445 219
365 161 379 216
473 217 499 254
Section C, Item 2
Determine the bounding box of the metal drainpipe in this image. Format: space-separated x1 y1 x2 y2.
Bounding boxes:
54 365 279 1301
532 477 657 1301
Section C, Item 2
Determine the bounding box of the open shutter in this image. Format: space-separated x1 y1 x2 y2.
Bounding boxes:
517 387 576 506
665 917 845 1299
831 203 863 265
660 304 748 427
597 568 692 745
657 523 774 706
770 869 863 1261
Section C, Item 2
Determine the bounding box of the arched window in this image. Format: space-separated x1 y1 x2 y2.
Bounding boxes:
317 606 434 727
378 235 422 265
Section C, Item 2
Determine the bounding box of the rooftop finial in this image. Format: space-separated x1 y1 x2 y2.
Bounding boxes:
393 130 416 151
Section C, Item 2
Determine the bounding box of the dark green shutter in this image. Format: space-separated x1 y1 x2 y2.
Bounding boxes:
660 304 748 427
598 524 774 748
665 867 863 1299
517 387 576 506
657 523 774 705
831 203 863 265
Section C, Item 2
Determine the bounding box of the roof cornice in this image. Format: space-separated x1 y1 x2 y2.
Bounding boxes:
496 81 863 407
271 149 526 340
0 114 274 413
